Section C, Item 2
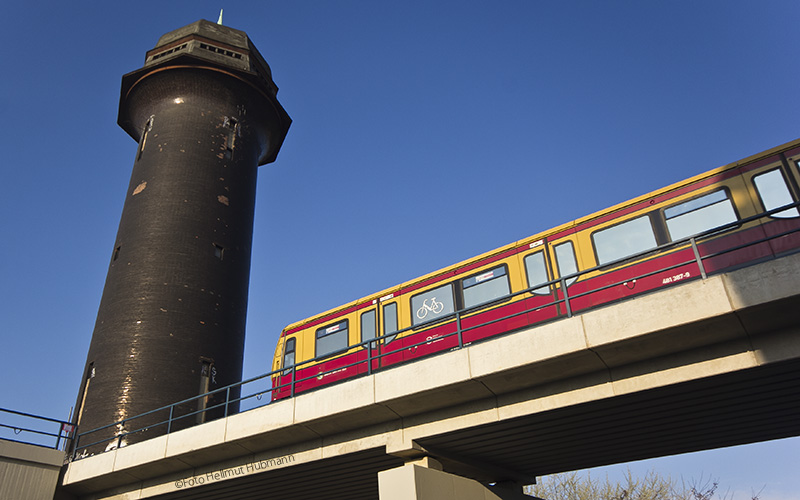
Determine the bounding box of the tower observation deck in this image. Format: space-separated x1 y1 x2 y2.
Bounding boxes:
73 20 291 453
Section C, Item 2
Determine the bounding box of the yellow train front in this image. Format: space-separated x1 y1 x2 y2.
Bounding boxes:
271 138 800 400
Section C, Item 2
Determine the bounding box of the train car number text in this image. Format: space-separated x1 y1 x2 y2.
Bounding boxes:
662 272 690 284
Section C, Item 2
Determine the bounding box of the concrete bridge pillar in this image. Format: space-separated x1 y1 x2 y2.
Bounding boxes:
378 458 538 500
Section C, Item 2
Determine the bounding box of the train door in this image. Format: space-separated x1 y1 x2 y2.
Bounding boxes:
544 232 586 316
355 305 383 375
520 238 562 327
377 295 405 367
272 335 298 400
748 153 800 256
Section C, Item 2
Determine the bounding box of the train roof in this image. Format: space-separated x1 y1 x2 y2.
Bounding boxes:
279 137 800 336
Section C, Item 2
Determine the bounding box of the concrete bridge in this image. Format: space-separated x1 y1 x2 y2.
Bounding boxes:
56 252 800 500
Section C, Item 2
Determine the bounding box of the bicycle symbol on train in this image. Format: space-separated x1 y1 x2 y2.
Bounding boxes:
416 297 445 320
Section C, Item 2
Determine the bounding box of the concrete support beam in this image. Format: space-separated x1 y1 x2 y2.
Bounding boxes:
378 463 534 500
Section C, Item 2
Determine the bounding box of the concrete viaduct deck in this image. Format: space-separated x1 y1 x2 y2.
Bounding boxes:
57 253 800 500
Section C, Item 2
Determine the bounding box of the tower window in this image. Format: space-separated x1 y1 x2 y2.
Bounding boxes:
75 362 95 430
222 117 238 159
223 117 238 129
113 246 121 261
137 116 154 161
197 358 214 424
150 43 187 62
199 42 244 60
213 244 224 260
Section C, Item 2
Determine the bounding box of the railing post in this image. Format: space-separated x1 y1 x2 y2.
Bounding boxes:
167 405 174 434
367 342 373 375
290 367 296 398
561 277 573 317
690 237 708 280
224 387 231 418
72 433 80 461
456 312 464 348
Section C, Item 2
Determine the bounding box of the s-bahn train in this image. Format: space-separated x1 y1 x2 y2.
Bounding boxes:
270 138 800 399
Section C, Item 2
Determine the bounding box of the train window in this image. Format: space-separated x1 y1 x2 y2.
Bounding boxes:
361 309 377 344
315 320 348 358
462 265 510 309
592 216 657 266
753 169 799 218
412 283 455 325
282 337 295 374
665 190 737 241
383 302 398 343
524 251 550 294
554 242 579 286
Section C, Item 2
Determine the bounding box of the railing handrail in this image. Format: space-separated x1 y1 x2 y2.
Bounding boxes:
0 407 73 450
70 200 800 459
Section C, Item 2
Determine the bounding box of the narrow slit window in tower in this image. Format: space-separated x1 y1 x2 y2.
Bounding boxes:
222 117 238 159
196 358 214 424
137 116 154 161
75 363 95 430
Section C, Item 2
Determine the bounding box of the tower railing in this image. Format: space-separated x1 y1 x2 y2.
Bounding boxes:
70 201 800 460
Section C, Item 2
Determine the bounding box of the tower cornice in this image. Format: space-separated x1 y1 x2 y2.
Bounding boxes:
118 19 291 165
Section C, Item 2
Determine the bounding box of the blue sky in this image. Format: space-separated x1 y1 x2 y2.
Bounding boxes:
1 1 798 498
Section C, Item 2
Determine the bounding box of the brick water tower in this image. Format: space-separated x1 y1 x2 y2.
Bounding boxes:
72 19 290 452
